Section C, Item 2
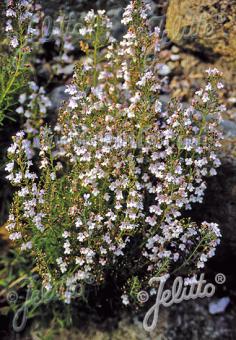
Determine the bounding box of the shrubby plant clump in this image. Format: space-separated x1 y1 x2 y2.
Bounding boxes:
1 0 74 144
1 1 51 138
0 0 34 125
6 0 224 306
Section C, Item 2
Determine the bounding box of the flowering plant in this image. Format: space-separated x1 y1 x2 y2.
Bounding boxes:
6 0 224 307
0 0 38 125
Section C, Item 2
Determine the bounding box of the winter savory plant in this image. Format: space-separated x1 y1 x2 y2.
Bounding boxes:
0 1 30 125
0 1 52 138
5 0 224 307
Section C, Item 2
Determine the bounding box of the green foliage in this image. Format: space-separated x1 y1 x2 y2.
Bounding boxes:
0 4 31 126
0 46 30 125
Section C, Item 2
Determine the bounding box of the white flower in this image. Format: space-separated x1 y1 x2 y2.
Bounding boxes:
195 89 203 97
206 68 220 76
197 261 205 269
64 291 71 304
84 10 95 23
21 241 32 251
202 93 210 103
10 37 19 48
5 162 14 173
209 168 217 176
9 232 22 240
13 172 23 184
76 218 83 228
33 213 45 231
77 233 86 242
64 240 71 254
155 100 162 113
5 20 13 32
56 257 63 265
68 97 78 109
79 28 88 36
121 3 133 25
50 173 56 180
185 158 193 166
205 83 212 91
19 93 27 104
65 84 78 95
28 81 39 92
6 9 16 17
184 276 198 286
19 187 29 197
217 82 224 89
121 294 130 305
16 106 24 114
44 283 52 291
62 231 70 238
75 257 85 265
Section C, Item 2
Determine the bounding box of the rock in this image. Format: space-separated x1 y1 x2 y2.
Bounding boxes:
190 153 236 290
166 299 236 339
159 94 170 111
107 8 125 40
166 0 236 62
28 299 236 340
54 63 75 76
171 46 180 54
37 62 52 81
221 120 236 138
170 54 180 61
158 64 171 76
30 312 169 340
209 297 231 315
228 98 236 104
49 86 69 113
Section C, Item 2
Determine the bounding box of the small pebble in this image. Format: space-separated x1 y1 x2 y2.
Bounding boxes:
158 64 171 76
209 297 230 315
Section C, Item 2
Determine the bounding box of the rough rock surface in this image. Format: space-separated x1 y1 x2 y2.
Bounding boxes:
49 85 69 113
27 300 236 340
166 0 236 62
191 154 236 289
